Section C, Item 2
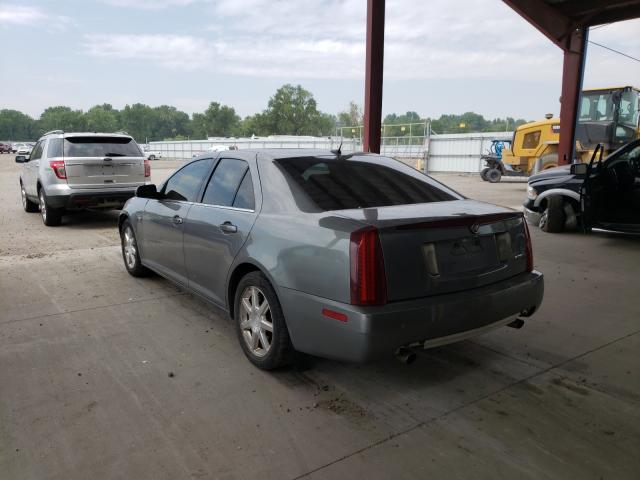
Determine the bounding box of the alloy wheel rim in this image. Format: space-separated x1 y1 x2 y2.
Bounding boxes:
123 227 137 269
39 191 46 221
539 210 548 229
239 286 273 357
21 186 26 209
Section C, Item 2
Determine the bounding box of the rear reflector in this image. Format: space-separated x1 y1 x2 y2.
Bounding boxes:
523 219 534 272
350 227 387 306
49 160 66 179
144 159 151 178
322 308 348 323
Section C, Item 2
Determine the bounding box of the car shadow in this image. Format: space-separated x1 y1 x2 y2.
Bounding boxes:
62 209 120 229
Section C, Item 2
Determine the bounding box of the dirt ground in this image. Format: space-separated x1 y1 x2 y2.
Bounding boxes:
1 154 639 479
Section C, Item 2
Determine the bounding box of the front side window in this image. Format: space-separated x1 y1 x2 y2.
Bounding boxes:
30 141 44 161
522 131 540 149
202 158 250 207
163 159 211 202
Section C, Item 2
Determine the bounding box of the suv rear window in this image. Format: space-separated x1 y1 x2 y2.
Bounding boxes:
275 157 456 212
63 137 143 157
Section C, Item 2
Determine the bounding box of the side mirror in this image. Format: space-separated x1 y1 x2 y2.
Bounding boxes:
15 155 28 163
570 163 588 175
136 184 159 199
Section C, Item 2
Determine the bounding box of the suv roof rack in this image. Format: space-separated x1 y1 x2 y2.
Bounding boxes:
42 130 64 136
114 131 129 135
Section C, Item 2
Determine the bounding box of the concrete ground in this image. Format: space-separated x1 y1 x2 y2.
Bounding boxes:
1 154 638 480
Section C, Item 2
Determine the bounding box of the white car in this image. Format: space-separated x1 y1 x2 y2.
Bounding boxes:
140 145 162 160
208 145 238 152
13 143 33 155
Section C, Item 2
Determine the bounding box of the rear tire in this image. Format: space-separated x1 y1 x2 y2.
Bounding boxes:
148 154 156 161
39 189 62 226
480 167 490 181
21 183 38 212
486 168 502 183
534 153 558 174
234 272 294 370
539 196 565 233
120 220 151 277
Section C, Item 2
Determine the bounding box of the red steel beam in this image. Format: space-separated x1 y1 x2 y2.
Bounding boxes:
363 0 385 153
558 28 588 165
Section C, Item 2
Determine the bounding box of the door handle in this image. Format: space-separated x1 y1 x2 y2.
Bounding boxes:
172 215 183 225
219 222 237 233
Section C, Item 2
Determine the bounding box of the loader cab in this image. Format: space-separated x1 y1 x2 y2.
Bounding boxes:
581 139 640 233
576 87 640 151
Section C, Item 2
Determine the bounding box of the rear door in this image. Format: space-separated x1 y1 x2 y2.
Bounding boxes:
63 136 145 189
184 157 259 306
141 159 213 285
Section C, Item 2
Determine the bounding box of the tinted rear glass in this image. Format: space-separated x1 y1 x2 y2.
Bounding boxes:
274 157 456 211
63 137 143 157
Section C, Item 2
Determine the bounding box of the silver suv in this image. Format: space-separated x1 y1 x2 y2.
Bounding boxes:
17 130 150 226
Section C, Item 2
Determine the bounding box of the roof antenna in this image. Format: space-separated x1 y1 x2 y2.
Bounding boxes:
331 139 343 156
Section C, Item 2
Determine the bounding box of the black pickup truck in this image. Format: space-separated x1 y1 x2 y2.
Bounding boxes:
523 139 640 234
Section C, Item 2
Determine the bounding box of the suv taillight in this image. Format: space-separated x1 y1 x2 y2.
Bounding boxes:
50 160 66 179
523 219 533 272
350 227 387 306
144 159 151 178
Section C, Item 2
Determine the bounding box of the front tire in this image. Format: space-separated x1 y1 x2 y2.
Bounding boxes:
234 272 294 370
539 196 565 233
39 189 62 226
480 167 490 181
120 220 151 277
21 183 38 212
486 168 502 183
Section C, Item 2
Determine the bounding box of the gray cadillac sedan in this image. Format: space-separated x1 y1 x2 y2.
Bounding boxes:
119 150 543 369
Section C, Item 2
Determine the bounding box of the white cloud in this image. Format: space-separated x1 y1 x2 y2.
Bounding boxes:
100 0 202 10
0 4 72 31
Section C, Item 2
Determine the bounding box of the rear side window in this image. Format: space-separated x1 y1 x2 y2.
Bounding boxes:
202 158 250 207
163 159 212 202
232 171 255 210
275 157 456 212
47 138 63 157
63 137 143 157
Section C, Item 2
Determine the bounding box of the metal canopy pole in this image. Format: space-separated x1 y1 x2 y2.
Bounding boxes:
363 0 385 153
558 27 588 165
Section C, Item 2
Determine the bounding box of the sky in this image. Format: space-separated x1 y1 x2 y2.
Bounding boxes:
1 0 639 121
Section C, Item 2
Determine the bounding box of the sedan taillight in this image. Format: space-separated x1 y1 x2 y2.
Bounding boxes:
50 160 66 179
144 159 151 178
350 227 387 306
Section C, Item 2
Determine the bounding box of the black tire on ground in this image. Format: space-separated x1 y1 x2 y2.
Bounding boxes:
38 188 62 226
539 196 565 233
21 183 38 212
120 220 151 277
486 168 502 183
234 271 295 370
480 167 490 181
148 155 156 161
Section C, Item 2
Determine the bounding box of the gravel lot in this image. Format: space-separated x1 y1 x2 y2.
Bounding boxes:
1 154 639 479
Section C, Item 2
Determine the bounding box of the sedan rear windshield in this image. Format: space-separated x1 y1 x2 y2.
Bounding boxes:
49 137 143 157
275 157 457 211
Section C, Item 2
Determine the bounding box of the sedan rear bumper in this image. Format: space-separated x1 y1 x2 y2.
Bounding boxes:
279 270 544 363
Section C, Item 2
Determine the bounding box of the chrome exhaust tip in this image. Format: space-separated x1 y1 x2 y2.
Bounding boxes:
395 347 417 365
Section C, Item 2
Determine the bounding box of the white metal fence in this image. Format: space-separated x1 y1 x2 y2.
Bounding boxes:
149 131 514 173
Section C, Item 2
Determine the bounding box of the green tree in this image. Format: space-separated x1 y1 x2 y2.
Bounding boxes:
258 84 334 136
191 102 241 139
119 103 155 142
151 105 191 140
0 109 37 140
84 104 119 133
38 106 86 133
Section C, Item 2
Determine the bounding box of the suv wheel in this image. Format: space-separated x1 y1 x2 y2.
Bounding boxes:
39 189 62 226
21 183 38 212
234 272 294 370
539 196 565 233
120 221 151 277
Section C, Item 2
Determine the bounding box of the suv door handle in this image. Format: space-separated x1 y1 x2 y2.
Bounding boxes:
172 215 183 225
219 222 237 233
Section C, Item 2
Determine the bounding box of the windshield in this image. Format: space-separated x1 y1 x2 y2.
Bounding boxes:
60 136 143 157
579 91 616 122
619 89 640 128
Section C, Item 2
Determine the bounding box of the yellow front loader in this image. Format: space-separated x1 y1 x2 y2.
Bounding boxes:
481 86 640 182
